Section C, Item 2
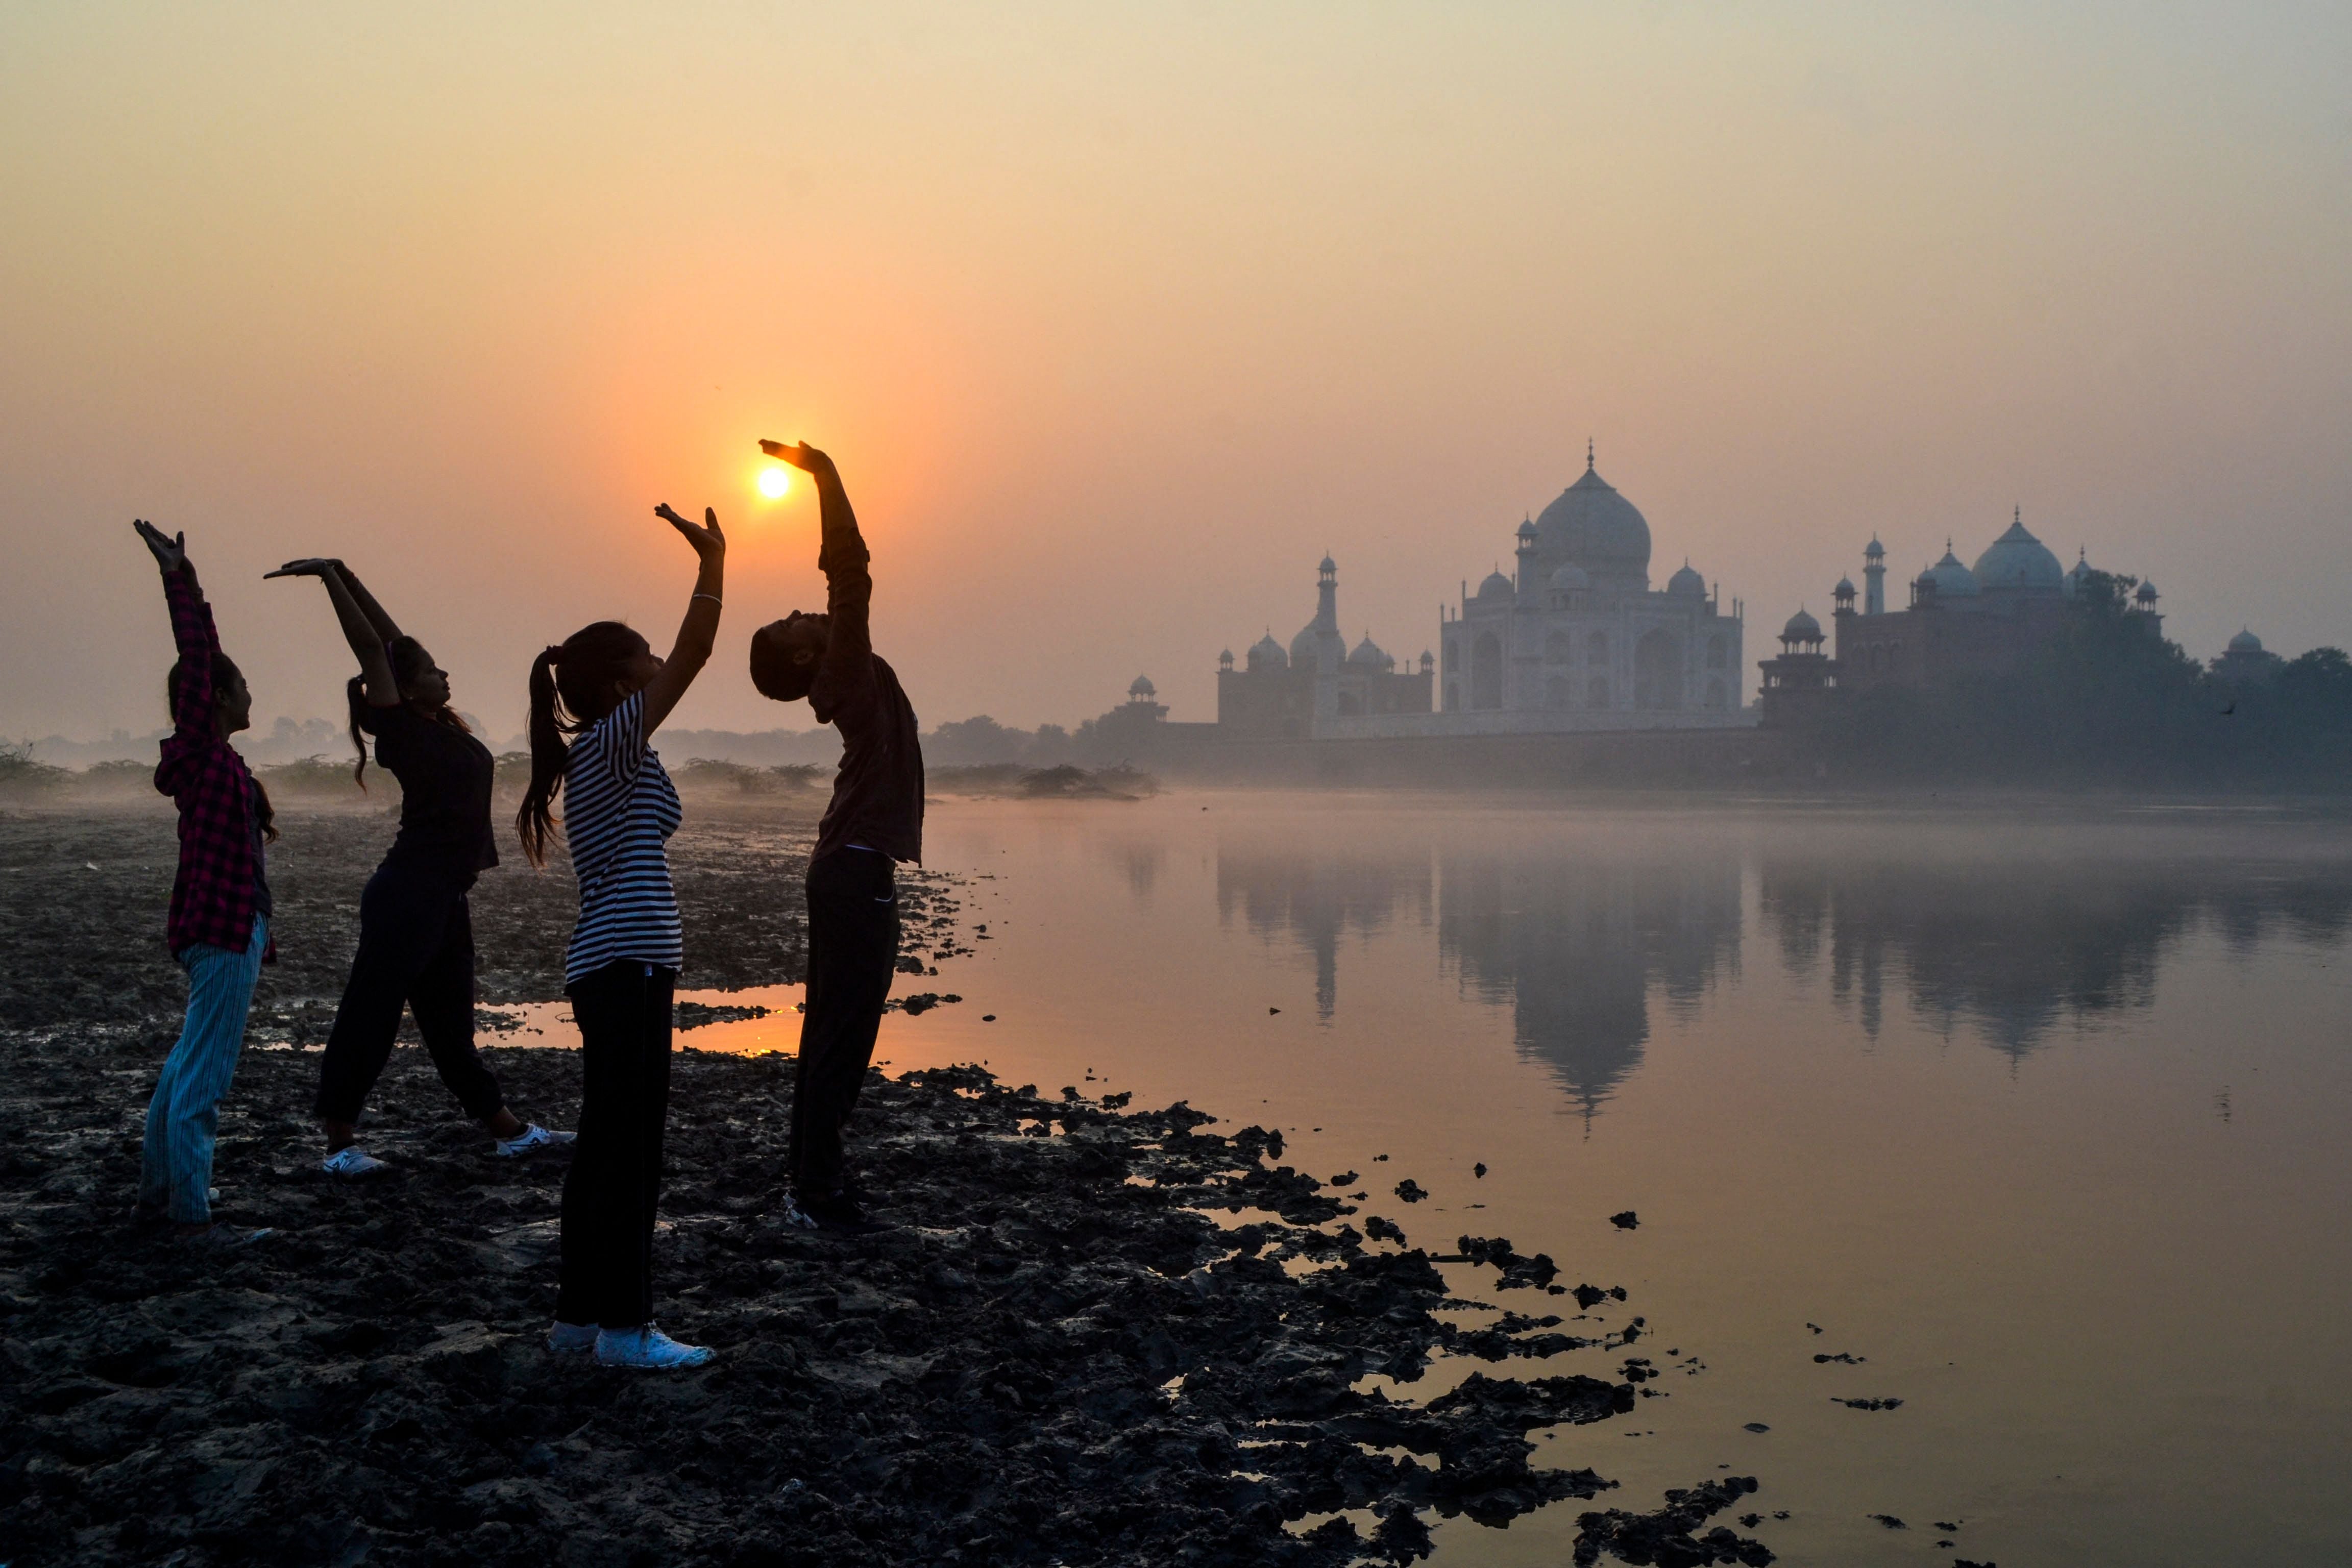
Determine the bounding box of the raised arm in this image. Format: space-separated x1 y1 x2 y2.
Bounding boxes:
762 441 872 686
330 561 402 644
135 520 216 737
639 504 726 734
264 558 398 705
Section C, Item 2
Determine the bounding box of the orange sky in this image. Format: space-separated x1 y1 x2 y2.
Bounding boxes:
5 3 2349 739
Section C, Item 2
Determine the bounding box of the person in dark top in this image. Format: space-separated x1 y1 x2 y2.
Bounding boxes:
268 557 571 1176
747 441 923 1233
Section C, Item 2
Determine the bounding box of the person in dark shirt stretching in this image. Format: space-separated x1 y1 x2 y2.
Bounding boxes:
266 557 572 1176
747 440 923 1234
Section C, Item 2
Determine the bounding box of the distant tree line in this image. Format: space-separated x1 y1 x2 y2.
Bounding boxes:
1814 571 2352 787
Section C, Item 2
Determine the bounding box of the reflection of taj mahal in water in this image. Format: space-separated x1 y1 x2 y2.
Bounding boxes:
1208 833 2352 1117
1214 448 1752 742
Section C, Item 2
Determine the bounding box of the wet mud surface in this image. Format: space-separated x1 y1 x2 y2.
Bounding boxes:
0 803 963 1036
0 806 1781 1565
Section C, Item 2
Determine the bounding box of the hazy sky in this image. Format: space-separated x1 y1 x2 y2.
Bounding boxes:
6 2 2348 741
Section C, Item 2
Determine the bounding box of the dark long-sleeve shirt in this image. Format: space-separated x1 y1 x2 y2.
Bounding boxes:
154 564 275 961
806 477 923 865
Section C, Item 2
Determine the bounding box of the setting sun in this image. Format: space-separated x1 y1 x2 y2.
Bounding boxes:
756 467 790 499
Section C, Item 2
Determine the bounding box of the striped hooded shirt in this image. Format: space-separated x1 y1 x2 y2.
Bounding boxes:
560 691 683 985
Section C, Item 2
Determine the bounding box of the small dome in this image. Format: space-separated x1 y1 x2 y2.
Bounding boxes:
1477 570 1515 600
1781 608 1823 643
1318 553 1337 574
1834 575 1857 597
2136 580 2161 603
1864 536 1886 560
2064 550 2095 599
2228 628 2263 653
1973 512 2064 591
1128 675 1156 698
1247 631 1288 671
1927 546 1980 598
1516 519 1538 540
1667 562 1706 597
1349 634 1390 667
1549 562 1591 593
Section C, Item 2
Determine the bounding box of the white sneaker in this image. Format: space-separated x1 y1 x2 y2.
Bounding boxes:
321 1145 388 1178
547 1320 598 1355
494 1123 576 1158
594 1324 713 1369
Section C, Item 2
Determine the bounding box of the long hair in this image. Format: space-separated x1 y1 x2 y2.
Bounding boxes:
167 650 277 843
347 635 471 788
517 621 648 867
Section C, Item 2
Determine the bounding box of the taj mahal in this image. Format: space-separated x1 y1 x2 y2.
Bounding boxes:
1215 446 1751 740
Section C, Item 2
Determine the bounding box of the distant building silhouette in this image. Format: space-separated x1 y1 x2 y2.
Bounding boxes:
1765 509 2168 721
1216 555 1433 739
2210 628 2285 687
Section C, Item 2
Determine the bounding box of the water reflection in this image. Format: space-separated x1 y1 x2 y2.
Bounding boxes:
1765 857 2352 1060
1437 852 1743 1120
1216 847 1432 1019
1207 820 2352 1119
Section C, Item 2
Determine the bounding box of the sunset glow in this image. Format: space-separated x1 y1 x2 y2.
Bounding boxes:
756 467 791 500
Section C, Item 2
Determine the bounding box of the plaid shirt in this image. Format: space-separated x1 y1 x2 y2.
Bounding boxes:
153 565 274 962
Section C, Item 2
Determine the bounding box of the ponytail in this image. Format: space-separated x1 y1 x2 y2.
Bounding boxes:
517 621 647 867
346 676 373 788
518 646 567 867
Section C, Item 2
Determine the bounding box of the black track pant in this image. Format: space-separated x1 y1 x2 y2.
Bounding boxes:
792 848 899 1197
556 960 674 1330
314 866 504 1125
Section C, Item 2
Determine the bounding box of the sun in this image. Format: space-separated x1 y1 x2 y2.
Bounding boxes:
756 467 791 499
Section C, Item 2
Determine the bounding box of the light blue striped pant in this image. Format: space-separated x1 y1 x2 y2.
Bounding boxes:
140 915 267 1224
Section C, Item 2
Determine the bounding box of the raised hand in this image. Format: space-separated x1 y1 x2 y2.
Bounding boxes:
758 439 838 483
132 519 186 573
654 503 726 561
263 557 341 581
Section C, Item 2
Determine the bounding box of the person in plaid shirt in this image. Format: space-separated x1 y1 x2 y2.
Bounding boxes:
134 519 277 1244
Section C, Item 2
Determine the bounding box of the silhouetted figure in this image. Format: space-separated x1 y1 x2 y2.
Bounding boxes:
132 519 275 1245
265 557 569 1176
517 501 727 1370
748 441 923 1234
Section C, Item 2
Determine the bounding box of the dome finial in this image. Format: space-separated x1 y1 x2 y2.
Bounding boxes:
1586 437 1595 473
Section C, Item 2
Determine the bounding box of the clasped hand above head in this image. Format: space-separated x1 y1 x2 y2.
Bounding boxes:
132 518 187 573
759 439 838 485
261 557 340 580
653 503 726 560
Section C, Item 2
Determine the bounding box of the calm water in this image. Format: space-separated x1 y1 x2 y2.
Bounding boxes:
603 794 2352 1564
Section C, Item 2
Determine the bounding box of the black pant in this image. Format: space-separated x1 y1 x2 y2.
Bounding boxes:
792 848 899 1196
315 865 504 1124
556 960 673 1330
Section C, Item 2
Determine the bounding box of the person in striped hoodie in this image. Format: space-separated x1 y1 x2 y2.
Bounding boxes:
515 501 725 1370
